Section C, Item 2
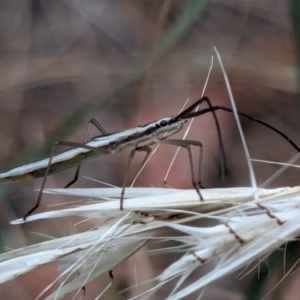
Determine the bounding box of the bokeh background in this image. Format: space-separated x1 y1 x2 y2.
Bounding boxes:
0 1 299 299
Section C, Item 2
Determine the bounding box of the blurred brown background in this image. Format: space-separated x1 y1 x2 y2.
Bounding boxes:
0 1 299 299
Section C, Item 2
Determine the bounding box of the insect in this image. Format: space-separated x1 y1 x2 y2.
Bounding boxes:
0 96 299 220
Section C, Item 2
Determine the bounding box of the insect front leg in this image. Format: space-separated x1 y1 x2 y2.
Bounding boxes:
156 138 204 201
176 96 226 183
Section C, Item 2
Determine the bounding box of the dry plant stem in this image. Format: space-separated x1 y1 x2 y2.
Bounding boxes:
3 186 300 300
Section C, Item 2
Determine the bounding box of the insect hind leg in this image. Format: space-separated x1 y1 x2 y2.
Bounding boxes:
23 139 110 220
64 118 107 188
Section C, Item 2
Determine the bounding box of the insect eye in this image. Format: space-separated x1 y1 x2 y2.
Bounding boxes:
160 120 168 127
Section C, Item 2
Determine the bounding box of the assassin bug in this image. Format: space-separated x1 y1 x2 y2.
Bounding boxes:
0 96 298 220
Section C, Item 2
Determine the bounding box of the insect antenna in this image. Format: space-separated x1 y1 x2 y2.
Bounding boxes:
186 101 300 153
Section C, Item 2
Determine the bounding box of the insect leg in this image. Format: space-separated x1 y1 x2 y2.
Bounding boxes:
88 118 107 135
177 96 226 183
64 118 107 188
23 140 110 220
156 138 204 201
120 146 152 209
128 145 152 187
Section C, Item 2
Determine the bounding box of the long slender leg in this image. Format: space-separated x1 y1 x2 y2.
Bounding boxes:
128 145 152 187
128 128 185 188
156 138 204 201
88 118 107 136
120 149 135 210
64 118 107 188
23 140 110 220
177 96 226 183
120 146 152 209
